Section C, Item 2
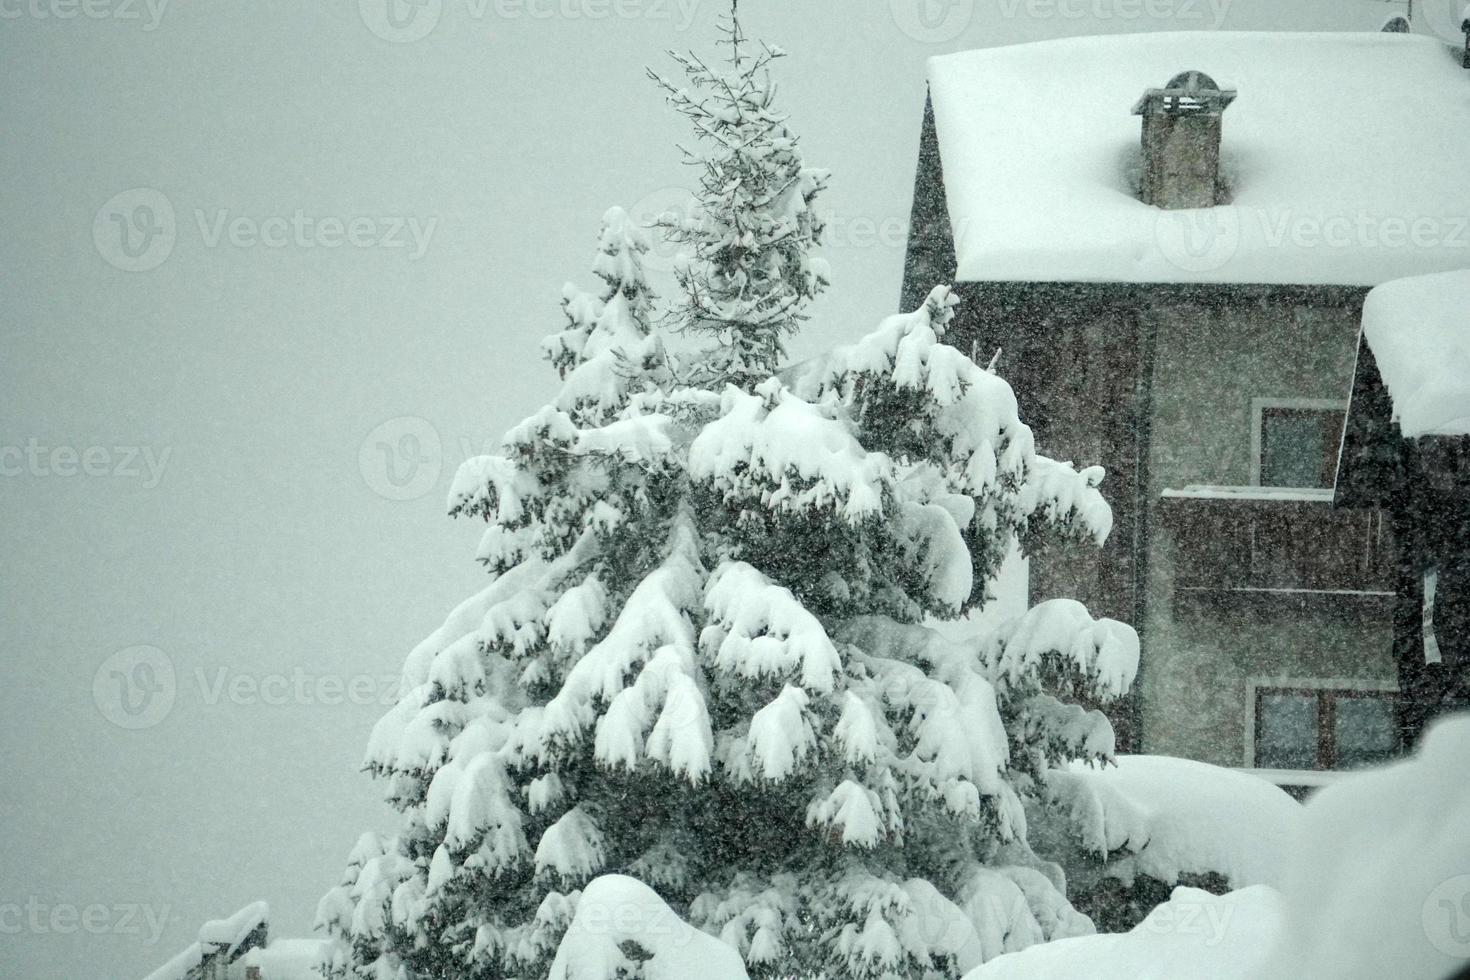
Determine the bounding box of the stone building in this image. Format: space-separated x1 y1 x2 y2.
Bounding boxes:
900 29 1470 777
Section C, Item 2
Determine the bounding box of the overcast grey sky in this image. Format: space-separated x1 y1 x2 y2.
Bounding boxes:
0 0 1439 976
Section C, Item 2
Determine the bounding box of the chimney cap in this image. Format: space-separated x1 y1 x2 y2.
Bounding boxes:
1132 69 1237 116
1164 69 1223 91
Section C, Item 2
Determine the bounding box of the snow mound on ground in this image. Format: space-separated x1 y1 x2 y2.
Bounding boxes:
1264 713 1470 980
549 875 749 980
962 885 1283 980
1044 756 1301 888
1361 269 1470 438
973 714 1470 978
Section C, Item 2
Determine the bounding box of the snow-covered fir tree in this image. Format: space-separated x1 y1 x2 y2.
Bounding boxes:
317 14 1138 980
646 15 829 388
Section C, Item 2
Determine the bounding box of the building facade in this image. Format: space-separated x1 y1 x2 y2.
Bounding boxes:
901 29 1470 775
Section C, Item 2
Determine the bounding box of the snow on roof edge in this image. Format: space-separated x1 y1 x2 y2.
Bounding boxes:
1362 268 1470 438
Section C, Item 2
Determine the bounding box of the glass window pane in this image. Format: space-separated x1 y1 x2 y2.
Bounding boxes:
1258 692 1318 769
1261 410 1330 488
1334 695 1398 769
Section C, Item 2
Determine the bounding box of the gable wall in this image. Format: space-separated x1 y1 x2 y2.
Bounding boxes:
942 281 1396 762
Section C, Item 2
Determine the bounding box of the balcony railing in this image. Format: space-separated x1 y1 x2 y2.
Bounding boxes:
1159 485 1395 596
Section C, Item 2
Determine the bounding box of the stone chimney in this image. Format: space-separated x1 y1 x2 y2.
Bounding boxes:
1461 6 1470 69
1131 70 1237 209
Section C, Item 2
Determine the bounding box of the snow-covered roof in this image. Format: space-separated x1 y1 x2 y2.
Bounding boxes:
142 901 272 980
145 936 324 980
928 32 1470 285
196 900 268 948
1361 268 1470 437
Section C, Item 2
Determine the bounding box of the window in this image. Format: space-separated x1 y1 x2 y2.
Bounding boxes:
1252 684 1399 770
1253 399 1346 489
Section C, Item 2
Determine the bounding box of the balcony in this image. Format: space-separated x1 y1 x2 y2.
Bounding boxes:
1159 486 1395 597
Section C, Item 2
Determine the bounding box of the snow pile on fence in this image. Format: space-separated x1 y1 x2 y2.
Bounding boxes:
196 900 268 948
1361 269 1470 438
968 713 1470 979
1043 755 1301 888
928 32 1470 285
237 938 330 979
1160 485 1335 503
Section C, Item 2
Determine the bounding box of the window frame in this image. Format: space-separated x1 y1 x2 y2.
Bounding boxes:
1244 676 1399 770
1249 397 1348 490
